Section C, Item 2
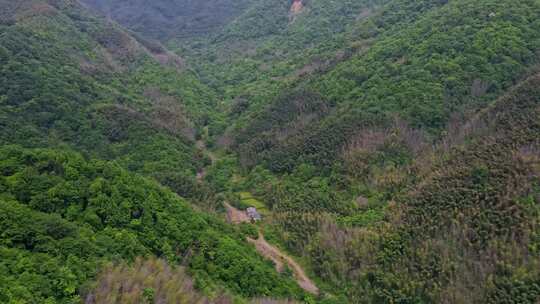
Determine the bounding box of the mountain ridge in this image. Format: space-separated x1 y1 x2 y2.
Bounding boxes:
0 0 539 303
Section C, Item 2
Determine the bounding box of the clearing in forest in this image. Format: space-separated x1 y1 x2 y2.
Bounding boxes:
224 202 251 224
224 202 319 294
238 192 269 215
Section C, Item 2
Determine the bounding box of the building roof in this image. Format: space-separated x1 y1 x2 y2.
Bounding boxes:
246 207 262 220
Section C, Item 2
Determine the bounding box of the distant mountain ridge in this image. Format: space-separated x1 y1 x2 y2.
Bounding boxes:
79 0 258 41
1 0 539 303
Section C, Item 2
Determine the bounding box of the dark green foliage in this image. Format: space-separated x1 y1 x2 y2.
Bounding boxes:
319 0 540 126
80 0 258 41
240 72 540 304
2 0 540 302
233 0 540 172
406 72 540 244
204 156 238 193
266 164 353 214
486 276 540 304
0 0 221 198
176 0 390 123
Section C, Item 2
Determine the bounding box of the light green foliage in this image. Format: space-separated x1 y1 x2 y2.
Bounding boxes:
338 208 385 228
238 192 268 214
0 146 303 302
2 0 540 303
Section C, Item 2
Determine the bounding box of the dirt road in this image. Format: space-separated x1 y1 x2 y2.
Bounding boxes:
248 233 319 295
224 202 251 224
222 192 319 294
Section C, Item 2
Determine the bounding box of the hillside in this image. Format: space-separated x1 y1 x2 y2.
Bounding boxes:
0 0 224 199
1 0 539 303
334 72 540 302
0 1 306 302
233 70 540 303
79 0 257 41
176 0 393 137
174 0 540 302
232 0 540 172
0 146 303 303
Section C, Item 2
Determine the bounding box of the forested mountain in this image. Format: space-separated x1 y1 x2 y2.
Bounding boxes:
0 146 303 302
79 0 258 41
0 0 222 199
1 0 539 303
0 1 305 303
226 0 540 172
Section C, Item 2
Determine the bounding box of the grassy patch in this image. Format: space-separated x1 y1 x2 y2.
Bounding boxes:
238 191 269 215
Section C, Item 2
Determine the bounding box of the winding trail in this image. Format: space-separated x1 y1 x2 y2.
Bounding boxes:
248 232 319 295
223 204 319 294
201 139 319 295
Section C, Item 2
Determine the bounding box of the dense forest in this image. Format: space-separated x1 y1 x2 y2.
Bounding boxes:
0 146 303 303
1 0 539 303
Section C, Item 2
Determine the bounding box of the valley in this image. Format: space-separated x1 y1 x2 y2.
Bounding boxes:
0 0 539 303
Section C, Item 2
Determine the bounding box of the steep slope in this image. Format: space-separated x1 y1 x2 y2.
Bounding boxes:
0 1 318 303
364 71 540 303
176 0 466 143
0 146 303 303
248 232 319 295
86 257 225 303
178 0 392 135
80 0 417 143
234 0 540 172
2 0 540 303
185 1 540 302
395 72 540 302
0 0 222 198
247 70 540 304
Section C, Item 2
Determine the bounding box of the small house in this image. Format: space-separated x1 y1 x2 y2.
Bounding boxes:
246 207 262 221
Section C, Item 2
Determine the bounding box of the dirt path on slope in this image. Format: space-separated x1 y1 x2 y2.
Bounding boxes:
224 202 251 224
248 232 319 295
196 139 218 182
196 140 217 163
215 156 318 294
